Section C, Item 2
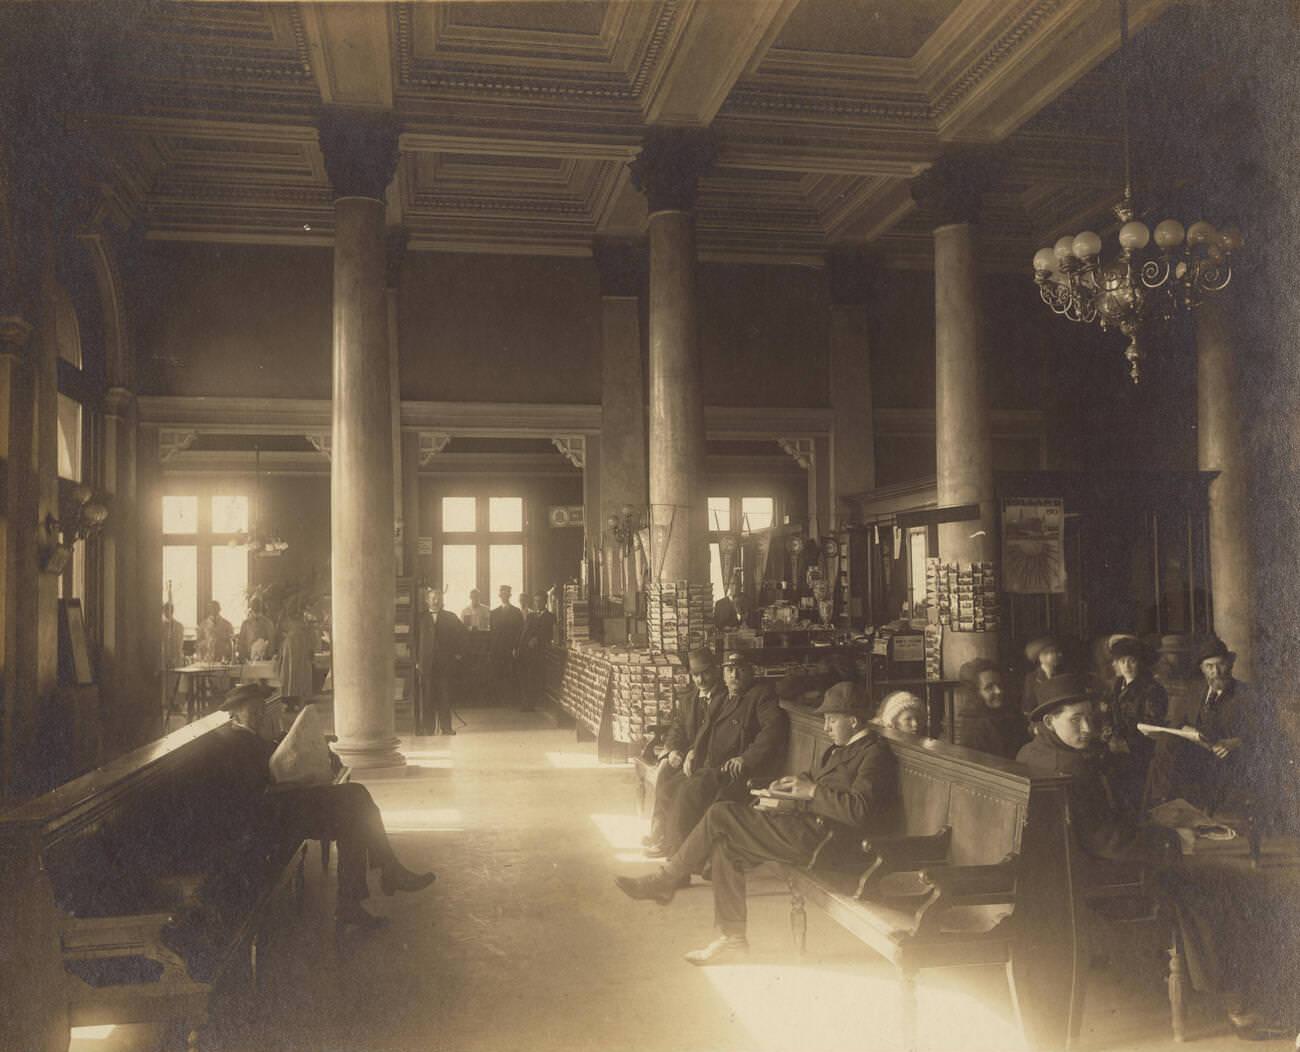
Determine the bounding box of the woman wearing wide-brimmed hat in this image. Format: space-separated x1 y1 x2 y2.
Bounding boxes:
1021 635 1067 715
1101 634 1168 814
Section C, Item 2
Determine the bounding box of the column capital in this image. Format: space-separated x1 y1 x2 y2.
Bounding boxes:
592 237 646 298
909 148 1003 229
102 386 136 420
318 108 400 201
0 315 33 354
827 249 878 307
629 127 719 214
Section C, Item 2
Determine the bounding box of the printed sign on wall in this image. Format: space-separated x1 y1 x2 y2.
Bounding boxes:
1002 498 1066 594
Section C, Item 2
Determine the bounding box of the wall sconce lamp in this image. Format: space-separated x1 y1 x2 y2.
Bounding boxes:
42 483 108 575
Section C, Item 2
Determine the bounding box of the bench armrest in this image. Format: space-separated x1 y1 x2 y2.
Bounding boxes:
912 854 1019 936
855 827 953 899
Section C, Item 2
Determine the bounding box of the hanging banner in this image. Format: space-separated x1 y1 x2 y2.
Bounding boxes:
1002 497 1067 594
752 528 774 584
647 504 678 584
718 533 740 592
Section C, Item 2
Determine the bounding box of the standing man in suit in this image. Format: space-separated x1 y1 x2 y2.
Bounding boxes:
643 647 728 857
517 591 556 712
489 584 524 708
417 587 467 736
658 650 788 858
617 681 897 964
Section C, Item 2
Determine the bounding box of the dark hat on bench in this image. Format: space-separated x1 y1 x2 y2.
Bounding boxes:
218 682 274 712
687 647 718 674
1028 673 1092 722
813 681 871 717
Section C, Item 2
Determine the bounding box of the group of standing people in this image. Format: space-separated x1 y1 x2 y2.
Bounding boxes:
415 583 555 736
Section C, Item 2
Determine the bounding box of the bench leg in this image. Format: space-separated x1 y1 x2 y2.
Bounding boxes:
1168 928 1187 1043
899 970 919 1052
321 838 332 871
789 887 807 957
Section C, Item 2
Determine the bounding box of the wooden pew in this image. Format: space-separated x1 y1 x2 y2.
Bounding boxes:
778 701 1086 1052
0 706 332 1052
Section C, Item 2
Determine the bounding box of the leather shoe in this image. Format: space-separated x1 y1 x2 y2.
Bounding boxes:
684 934 749 966
335 903 388 930
381 864 437 896
614 872 678 905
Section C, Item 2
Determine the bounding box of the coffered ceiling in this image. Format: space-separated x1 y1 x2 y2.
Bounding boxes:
54 0 1179 265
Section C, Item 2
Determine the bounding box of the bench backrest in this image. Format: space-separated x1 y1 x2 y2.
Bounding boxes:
781 702 1056 866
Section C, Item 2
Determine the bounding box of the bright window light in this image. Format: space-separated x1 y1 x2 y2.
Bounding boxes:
211 546 248 623
442 496 476 533
441 544 476 616
741 497 775 532
708 496 731 531
211 495 248 535
57 394 82 481
162 495 198 535
163 545 198 631
489 496 523 533
489 544 523 600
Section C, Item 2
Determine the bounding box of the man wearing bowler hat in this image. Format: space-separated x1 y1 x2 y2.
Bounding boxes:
656 650 787 859
616 681 897 964
1147 637 1268 812
642 647 728 857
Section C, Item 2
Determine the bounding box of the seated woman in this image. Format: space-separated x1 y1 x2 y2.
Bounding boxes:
1021 635 1067 714
874 690 926 735
1102 635 1168 815
954 658 1030 760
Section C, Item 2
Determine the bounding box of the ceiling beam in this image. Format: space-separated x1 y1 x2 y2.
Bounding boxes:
300 2 394 110
641 0 801 126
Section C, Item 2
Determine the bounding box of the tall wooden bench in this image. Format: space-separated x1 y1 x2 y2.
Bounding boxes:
0 706 340 1052
778 702 1085 1052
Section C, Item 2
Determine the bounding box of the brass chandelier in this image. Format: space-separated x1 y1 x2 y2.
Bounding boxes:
1031 0 1241 383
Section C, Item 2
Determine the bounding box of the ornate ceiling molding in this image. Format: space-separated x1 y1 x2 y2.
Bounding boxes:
418 431 453 466
777 437 816 472
159 428 198 462
551 435 587 470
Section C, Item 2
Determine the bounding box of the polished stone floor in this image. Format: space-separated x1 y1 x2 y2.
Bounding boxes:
73 706 1293 1052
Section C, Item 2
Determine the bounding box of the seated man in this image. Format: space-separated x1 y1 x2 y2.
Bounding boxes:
1147 637 1270 815
209 684 434 930
643 647 728 857
1017 675 1285 1040
616 682 897 964
954 658 1031 759
657 651 788 859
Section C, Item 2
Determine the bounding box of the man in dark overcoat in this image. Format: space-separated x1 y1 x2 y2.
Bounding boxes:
417 587 468 735
617 681 897 964
657 650 788 857
643 647 727 857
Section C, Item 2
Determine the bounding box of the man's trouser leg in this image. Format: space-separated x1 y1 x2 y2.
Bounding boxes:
650 761 686 844
280 783 398 905
435 672 453 733
662 769 724 856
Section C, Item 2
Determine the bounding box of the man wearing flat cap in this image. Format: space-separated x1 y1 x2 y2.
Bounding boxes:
642 647 728 857
616 681 897 964
656 650 788 859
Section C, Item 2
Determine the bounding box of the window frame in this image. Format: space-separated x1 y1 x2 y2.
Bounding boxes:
435 492 529 605
160 484 252 636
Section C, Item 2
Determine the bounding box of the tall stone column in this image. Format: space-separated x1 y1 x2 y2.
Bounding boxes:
593 238 647 606
630 129 716 587
911 153 1000 676
1196 296 1253 676
828 250 877 523
319 110 403 772
100 387 139 752
386 230 406 578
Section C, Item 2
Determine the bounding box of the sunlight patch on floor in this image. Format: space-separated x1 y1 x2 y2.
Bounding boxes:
701 963 1024 1052
590 812 650 851
545 750 605 768
379 806 465 832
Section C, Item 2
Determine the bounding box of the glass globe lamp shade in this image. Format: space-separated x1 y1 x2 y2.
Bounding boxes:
1186 221 1217 247
1219 226 1244 252
1153 219 1185 250
1054 235 1077 261
1033 248 1057 273
1118 221 1150 251
1072 231 1102 259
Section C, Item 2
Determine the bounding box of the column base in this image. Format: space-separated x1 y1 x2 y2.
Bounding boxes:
331 737 405 774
